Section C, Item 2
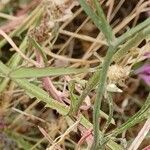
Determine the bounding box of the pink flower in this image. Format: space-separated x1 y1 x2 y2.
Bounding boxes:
135 64 150 85
143 52 150 59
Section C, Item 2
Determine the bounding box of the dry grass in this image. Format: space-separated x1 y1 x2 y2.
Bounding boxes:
0 0 150 149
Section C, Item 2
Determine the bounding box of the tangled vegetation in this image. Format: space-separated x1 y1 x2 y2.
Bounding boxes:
0 0 150 149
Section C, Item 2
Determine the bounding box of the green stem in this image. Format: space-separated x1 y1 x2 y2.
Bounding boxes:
79 0 115 44
92 23 150 149
74 70 100 113
113 24 150 62
92 46 115 149
77 2 150 117
93 0 114 43
78 1 115 149
114 18 150 47
106 93 150 138
102 93 113 133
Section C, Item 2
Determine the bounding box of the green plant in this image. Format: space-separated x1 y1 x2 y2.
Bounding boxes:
0 0 150 149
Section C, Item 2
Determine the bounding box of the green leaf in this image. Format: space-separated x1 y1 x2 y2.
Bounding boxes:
0 60 69 114
73 70 100 112
14 78 69 115
68 80 79 115
79 0 114 44
28 36 48 64
9 67 88 78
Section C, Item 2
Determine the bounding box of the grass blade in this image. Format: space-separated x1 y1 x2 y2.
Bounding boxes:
9 67 88 78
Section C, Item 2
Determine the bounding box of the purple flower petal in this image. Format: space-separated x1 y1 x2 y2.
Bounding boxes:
135 64 150 74
144 52 150 59
135 64 150 85
139 74 150 85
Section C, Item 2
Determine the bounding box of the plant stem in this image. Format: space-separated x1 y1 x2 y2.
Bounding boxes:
78 1 115 148
78 0 115 44
93 0 114 43
102 93 113 133
114 18 150 47
92 22 150 149
113 24 150 62
106 93 150 138
92 45 115 149
74 70 100 113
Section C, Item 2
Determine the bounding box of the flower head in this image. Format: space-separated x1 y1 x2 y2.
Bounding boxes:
143 52 150 59
135 64 150 85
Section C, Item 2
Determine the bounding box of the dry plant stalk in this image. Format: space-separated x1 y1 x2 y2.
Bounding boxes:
0 0 150 149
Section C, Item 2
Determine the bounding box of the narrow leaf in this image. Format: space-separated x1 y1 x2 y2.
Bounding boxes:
28 36 48 63
14 78 69 115
68 80 79 115
10 67 88 78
